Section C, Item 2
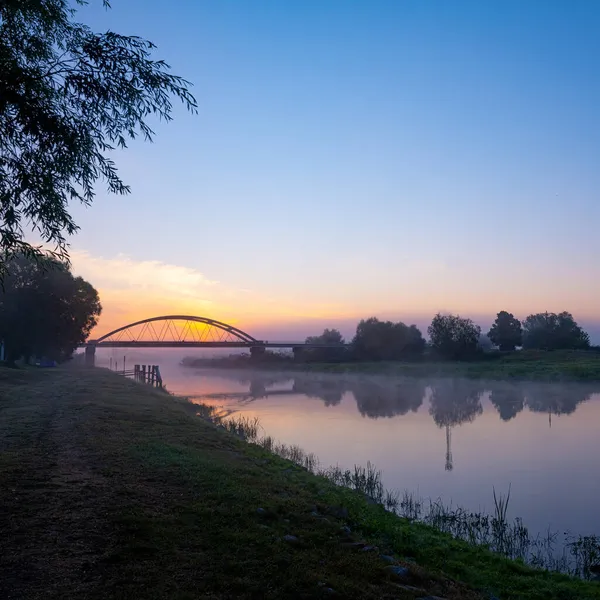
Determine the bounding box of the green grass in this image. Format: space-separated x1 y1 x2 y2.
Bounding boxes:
236 350 600 382
203 408 600 579
1 366 599 599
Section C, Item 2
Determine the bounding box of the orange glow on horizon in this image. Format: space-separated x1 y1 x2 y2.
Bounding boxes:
88 286 371 340
73 251 600 342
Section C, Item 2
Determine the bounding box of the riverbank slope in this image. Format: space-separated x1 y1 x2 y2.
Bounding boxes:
0 366 598 599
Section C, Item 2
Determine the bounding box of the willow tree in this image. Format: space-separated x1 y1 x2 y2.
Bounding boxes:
0 0 196 273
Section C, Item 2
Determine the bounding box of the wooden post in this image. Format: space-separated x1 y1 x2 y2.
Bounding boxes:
142 365 146 383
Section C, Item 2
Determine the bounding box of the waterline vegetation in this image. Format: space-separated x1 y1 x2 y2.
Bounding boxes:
3 366 600 599
184 349 600 382
195 401 600 581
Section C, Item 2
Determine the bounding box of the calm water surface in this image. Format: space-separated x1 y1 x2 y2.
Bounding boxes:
99 349 600 540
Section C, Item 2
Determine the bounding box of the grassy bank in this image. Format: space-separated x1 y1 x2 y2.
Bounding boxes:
1 367 599 599
186 350 600 382
203 412 600 580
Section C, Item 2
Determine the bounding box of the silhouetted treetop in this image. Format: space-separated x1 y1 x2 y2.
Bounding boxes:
488 311 522 351
522 312 589 350
303 328 347 362
0 253 101 362
0 0 196 272
352 317 425 361
428 313 481 359
305 328 344 345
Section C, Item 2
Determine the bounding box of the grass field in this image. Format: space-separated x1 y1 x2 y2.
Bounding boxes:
1 366 599 599
211 350 600 382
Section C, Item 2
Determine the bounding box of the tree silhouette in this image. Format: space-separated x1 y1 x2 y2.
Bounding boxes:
0 0 196 270
0 254 101 362
488 311 522 351
428 313 481 359
352 317 425 361
522 312 590 350
305 328 344 345
303 328 347 362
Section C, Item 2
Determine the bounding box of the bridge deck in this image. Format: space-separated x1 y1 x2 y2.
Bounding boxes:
88 341 348 349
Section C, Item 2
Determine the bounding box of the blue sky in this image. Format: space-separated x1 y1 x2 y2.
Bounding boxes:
66 1 600 339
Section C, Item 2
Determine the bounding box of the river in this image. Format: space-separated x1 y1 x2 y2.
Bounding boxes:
96 348 600 542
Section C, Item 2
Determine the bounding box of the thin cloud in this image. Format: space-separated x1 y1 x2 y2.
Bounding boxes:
70 251 219 298
70 250 405 340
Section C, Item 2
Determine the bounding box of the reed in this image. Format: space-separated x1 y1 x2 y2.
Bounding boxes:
195 400 600 579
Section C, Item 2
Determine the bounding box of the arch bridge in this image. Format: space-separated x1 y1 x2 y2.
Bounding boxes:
84 315 346 366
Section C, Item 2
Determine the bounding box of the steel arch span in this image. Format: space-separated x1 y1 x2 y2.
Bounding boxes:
93 315 259 345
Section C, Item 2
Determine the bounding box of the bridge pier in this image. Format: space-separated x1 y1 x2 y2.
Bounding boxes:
85 344 96 367
250 346 266 360
292 346 306 362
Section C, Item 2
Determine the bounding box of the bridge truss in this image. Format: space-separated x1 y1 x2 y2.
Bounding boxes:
84 315 348 370
93 315 260 347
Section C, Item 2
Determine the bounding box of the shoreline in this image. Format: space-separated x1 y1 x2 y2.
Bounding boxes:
2 366 599 599
181 350 600 383
191 395 599 579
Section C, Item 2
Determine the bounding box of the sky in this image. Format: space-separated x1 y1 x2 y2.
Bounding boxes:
60 0 600 341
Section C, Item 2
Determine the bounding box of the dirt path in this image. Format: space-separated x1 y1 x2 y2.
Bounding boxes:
0 371 115 599
1 367 595 600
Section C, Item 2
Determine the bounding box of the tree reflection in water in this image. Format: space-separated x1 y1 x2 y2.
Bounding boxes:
523 383 592 427
292 378 346 406
489 383 525 421
209 371 596 426
429 380 484 471
351 379 425 418
192 370 597 470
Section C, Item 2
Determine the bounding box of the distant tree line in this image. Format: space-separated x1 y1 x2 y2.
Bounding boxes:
0 254 101 364
301 310 591 363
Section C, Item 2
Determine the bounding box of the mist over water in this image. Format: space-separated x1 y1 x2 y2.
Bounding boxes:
96 348 600 540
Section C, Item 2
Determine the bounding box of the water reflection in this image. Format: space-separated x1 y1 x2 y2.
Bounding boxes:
353 379 425 418
293 378 344 407
191 370 596 426
525 383 591 419
489 383 525 421
429 380 484 471
177 367 600 539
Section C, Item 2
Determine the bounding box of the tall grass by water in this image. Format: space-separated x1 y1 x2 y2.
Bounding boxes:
192 401 600 580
